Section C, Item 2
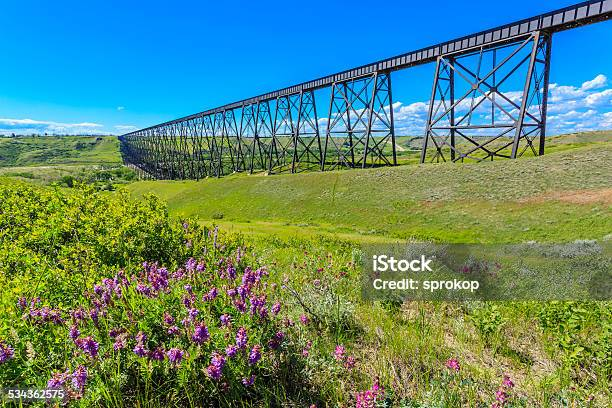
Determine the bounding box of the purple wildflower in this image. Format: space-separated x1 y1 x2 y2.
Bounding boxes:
188 308 199 320
271 301 281 315
344 355 356 369
76 336 99 358
225 344 238 358
248 345 262 365
300 314 309 325
211 352 226 370
267 331 284 350
135 331 147 344
47 370 69 388
242 374 256 387
93 284 104 296
355 380 384 408
237 285 249 299
71 365 87 391
492 374 515 407
168 326 180 335
185 258 197 272
220 314 231 326
108 328 123 338
495 390 509 404
133 344 148 357
71 308 86 321
192 323 210 344
236 327 248 349
166 348 184 365
136 283 152 297
224 265 235 280
234 298 247 313
182 295 192 308
0 341 15 363
113 337 126 351
163 312 175 325
69 325 80 340
302 340 313 357
206 287 218 301
149 347 165 361
446 358 460 372
502 375 514 389
206 364 222 380
89 308 99 326
334 345 345 362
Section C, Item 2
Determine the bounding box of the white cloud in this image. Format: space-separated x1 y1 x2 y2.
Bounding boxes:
116 106 125 111
390 73 612 136
585 88 612 106
581 74 607 90
0 118 107 135
601 112 612 128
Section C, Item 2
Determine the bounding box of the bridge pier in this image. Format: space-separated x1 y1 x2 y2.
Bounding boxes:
269 94 299 174
323 72 396 170
254 101 274 172
421 31 553 163
293 90 322 173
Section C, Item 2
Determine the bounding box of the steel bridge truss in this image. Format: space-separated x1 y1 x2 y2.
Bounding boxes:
324 72 396 170
121 80 397 179
420 32 552 163
118 1 610 179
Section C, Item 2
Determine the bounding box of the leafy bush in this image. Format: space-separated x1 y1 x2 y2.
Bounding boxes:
0 183 349 406
469 304 506 342
537 301 611 369
0 182 206 306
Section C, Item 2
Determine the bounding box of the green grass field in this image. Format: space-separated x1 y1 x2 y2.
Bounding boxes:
0 131 610 406
125 131 612 244
0 135 121 166
0 135 133 186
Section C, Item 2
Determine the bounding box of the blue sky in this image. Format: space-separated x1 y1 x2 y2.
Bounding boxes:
0 0 610 135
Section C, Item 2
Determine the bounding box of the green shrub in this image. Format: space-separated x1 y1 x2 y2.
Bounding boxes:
0 182 206 306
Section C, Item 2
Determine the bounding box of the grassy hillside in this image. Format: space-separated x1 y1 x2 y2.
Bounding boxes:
126 136 612 243
0 135 135 187
0 135 121 167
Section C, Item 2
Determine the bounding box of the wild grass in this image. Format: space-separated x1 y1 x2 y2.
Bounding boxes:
0 131 610 406
0 135 121 167
126 138 612 244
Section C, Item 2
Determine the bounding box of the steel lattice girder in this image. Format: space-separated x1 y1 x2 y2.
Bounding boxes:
293 91 323 173
420 31 552 163
323 72 396 170
268 91 323 174
118 1 610 179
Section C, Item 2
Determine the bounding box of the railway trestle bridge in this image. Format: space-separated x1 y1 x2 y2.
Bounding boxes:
119 0 611 179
